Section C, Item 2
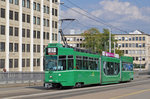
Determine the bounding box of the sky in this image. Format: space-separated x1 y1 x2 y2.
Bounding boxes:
60 0 150 34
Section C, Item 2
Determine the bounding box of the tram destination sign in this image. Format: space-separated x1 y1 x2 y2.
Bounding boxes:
102 51 119 58
46 48 58 55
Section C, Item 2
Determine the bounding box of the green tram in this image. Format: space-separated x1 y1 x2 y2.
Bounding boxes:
44 43 133 88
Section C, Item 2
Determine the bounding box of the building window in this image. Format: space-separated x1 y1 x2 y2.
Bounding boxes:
33 44 36 52
122 37 124 41
43 32 45 39
15 0 19 5
0 42 5 52
126 43 128 47
37 45 40 52
55 21 57 29
132 37 135 41
22 44 25 52
37 59 40 66
33 59 36 66
47 19 49 27
15 12 19 21
33 2 36 10
52 33 54 40
27 44 30 52
37 31 40 39
37 17 40 25
33 16 36 24
27 15 30 23
47 32 49 40
55 9 57 16
9 10 13 20
43 5 46 13
37 3 40 11
136 43 138 47
52 21 54 28
27 0 30 8
55 34 57 41
43 18 46 26
22 13 25 22
122 43 124 47
9 43 13 52
22 59 25 67
26 59 30 67
9 0 13 4
0 59 5 69
129 37 131 41
143 43 145 47
9 26 13 36
27 29 30 38
1 25 5 35
14 59 18 68
14 27 18 36
139 37 141 41
136 57 138 61
22 0 25 7
9 59 13 68
33 30 36 38
47 6 49 14
143 37 145 41
126 50 128 54
129 43 131 47
22 28 25 37
136 37 138 41
1 8 5 18
52 8 54 15
14 43 18 52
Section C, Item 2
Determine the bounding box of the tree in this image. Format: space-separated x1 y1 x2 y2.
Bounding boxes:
81 28 123 56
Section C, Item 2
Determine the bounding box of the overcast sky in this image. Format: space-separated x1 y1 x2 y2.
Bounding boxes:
60 0 150 34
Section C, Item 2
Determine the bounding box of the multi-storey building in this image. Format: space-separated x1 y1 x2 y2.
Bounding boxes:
115 30 150 70
0 0 59 72
64 30 150 70
63 34 84 48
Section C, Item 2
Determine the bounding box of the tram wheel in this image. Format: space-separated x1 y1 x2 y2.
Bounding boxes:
75 82 83 88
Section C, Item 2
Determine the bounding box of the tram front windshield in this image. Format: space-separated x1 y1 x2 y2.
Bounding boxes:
45 56 57 71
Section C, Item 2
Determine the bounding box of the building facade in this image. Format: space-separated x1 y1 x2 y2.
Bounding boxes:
115 30 150 70
0 0 59 72
64 30 150 70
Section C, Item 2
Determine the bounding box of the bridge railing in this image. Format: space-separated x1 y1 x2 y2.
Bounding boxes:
0 72 44 85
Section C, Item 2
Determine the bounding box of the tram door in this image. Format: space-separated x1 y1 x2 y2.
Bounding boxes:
101 57 120 84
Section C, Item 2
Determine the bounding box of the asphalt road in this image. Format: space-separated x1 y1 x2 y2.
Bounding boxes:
0 76 150 99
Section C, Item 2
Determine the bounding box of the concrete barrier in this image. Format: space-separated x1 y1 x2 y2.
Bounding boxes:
0 72 44 86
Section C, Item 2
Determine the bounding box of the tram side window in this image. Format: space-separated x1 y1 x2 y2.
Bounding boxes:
89 58 94 70
58 56 66 70
83 56 88 70
94 58 99 70
122 63 133 71
68 55 74 70
76 56 82 69
103 61 120 75
88 58 99 70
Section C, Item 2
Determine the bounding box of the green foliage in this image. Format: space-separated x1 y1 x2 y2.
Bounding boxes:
81 28 123 56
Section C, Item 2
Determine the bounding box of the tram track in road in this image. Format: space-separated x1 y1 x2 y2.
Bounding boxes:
4 78 150 99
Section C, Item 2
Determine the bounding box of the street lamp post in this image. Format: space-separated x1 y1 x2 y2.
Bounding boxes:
109 28 111 53
139 44 142 71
